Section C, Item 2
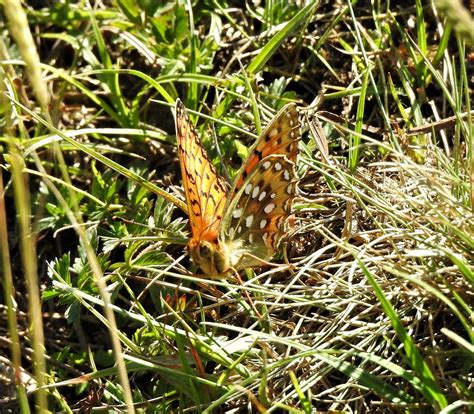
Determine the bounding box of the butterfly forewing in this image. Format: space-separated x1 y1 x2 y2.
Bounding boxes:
233 103 300 193
175 100 228 242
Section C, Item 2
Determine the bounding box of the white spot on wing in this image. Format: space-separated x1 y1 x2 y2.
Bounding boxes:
263 161 271 169
258 191 266 201
270 193 276 199
264 203 275 214
245 215 254 228
260 219 267 229
252 186 260 199
232 208 242 219
283 170 290 181
245 184 252 195
274 163 282 171
248 233 254 243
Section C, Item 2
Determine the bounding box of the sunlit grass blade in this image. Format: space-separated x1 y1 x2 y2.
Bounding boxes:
359 260 448 409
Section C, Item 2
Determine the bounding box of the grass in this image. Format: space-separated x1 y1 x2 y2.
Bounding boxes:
0 0 473 413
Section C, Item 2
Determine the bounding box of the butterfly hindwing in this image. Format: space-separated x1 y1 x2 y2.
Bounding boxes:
221 154 299 266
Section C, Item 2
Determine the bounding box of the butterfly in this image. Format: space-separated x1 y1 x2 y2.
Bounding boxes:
175 99 300 276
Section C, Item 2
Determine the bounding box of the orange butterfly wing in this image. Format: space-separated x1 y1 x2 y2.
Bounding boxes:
175 99 227 245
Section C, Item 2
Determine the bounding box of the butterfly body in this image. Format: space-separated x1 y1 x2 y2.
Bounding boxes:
175 99 300 276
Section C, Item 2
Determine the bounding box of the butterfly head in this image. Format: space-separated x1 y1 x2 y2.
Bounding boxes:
188 236 231 275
